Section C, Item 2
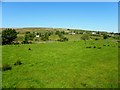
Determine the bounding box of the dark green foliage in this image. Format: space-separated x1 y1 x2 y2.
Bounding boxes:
61 31 65 34
86 46 91 48
108 45 110 46
103 34 108 39
103 44 106 46
41 33 49 41
98 47 101 49
22 32 35 44
95 38 99 40
93 46 96 48
2 64 12 71
81 34 89 41
25 32 35 41
14 60 22 65
81 82 87 87
57 33 68 42
28 48 31 50
113 36 120 40
2 28 17 45
25 31 30 34
55 31 60 35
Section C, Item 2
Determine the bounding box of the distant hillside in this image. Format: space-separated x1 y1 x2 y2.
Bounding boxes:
0 27 109 34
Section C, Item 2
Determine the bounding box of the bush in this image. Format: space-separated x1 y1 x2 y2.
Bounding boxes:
95 38 99 40
28 48 31 50
2 64 12 71
93 46 96 48
14 60 22 65
81 34 89 40
103 34 108 39
103 44 106 46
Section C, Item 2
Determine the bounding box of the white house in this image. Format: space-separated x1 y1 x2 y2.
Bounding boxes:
36 35 39 38
92 32 96 35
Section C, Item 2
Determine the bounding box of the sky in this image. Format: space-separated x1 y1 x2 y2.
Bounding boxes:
2 2 118 32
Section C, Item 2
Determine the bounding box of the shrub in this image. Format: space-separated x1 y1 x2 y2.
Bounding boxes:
89 46 91 48
2 64 12 71
95 38 99 40
108 45 110 46
103 34 108 39
28 48 31 50
81 34 89 40
93 46 96 48
14 60 22 65
103 44 106 46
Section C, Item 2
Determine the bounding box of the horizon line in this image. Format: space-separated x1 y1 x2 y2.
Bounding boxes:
0 26 118 33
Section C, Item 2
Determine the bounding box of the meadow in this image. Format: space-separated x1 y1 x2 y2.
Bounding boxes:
2 38 118 88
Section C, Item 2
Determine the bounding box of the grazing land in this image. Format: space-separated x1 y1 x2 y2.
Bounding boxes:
1 28 119 88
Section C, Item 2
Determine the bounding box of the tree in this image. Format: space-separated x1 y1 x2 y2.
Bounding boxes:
57 33 68 42
2 28 17 45
103 34 108 39
81 34 89 41
22 32 35 44
41 33 49 41
81 34 89 44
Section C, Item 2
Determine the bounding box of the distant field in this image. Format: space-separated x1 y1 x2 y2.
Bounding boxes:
2 39 118 88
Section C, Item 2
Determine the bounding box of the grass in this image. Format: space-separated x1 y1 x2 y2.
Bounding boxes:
2 39 118 88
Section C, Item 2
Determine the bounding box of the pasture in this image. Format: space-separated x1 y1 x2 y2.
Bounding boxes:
2 39 118 88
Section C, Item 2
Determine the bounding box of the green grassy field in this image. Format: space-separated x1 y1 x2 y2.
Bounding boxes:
2 39 118 88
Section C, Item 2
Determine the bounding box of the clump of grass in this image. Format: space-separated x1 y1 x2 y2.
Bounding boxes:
103 44 106 46
108 45 110 46
93 46 96 48
98 47 101 49
2 64 12 71
86 46 91 48
14 60 22 65
95 38 99 40
28 48 31 50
